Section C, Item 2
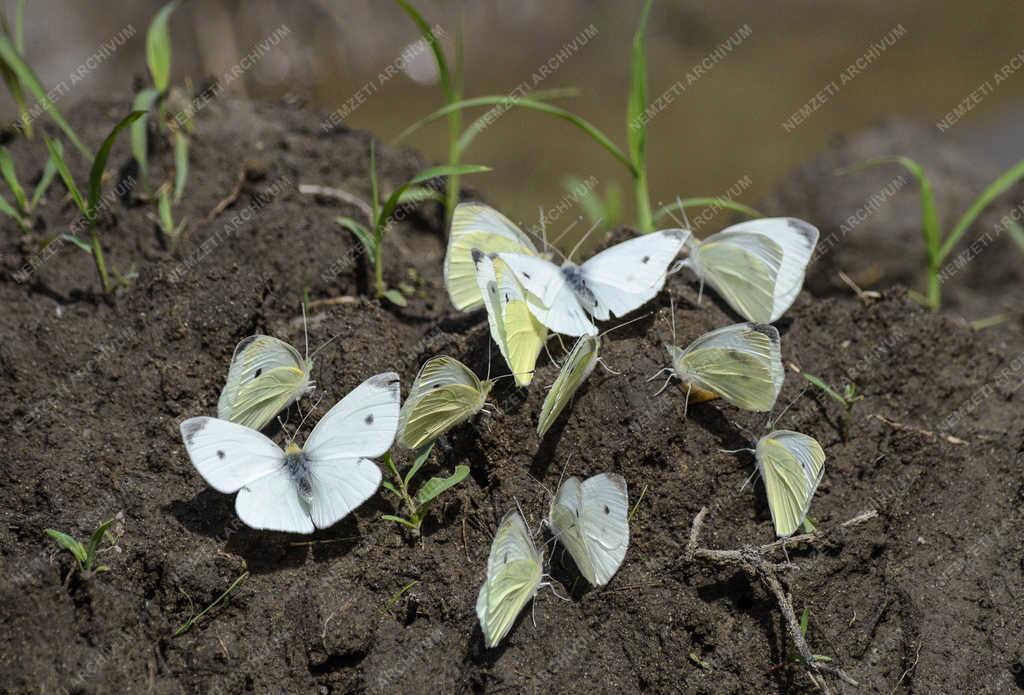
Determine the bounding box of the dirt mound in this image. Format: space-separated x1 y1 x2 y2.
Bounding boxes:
1 99 1022 694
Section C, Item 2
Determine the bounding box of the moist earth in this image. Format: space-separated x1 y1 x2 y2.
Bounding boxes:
0 98 1022 694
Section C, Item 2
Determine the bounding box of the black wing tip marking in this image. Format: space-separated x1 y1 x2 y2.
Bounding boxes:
368 372 401 396
181 417 209 446
749 323 780 342
471 248 486 264
235 335 259 353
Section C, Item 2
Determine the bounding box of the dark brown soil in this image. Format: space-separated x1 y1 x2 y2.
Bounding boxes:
1 98 1022 695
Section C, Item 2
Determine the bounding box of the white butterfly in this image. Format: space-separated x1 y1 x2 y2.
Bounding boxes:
476 509 544 648
547 473 629 587
679 218 818 322
179 373 400 533
496 228 689 337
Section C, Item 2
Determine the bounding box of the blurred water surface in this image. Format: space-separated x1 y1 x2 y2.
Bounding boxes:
7 1 1024 247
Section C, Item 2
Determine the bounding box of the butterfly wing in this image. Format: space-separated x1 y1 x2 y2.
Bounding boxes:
446 202 540 311
578 473 629 586
724 218 819 320
578 229 688 319
686 230 783 323
496 252 596 337
475 510 543 648
235 469 316 534
548 477 595 583
536 335 600 437
301 373 401 528
217 335 313 431
676 322 783 411
473 251 547 387
397 356 488 449
179 416 284 493
756 430 825 537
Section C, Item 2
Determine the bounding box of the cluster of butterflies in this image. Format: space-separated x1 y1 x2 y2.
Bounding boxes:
177 200 827 649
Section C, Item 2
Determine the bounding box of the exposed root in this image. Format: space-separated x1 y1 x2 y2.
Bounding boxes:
201 165 247 227
685 506 877 693
298 183 373 220
868 413 966 445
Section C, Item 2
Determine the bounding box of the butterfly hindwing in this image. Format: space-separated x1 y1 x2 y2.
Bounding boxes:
756 430 825 537
476 510 543 648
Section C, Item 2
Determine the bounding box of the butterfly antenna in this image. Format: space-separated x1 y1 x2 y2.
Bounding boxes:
292 394 324 443
697 277 705 306
528 474 553 499
676 195 694 232
276 415 293 441
555 452 573 494
550 216 582 252
567 216 604 264
738 466 759 493
770 386 808 431
682 382 692 420
538 205 551 256
600 311 652 340
649 370 675 397
597 358 621 375
308 331 345 361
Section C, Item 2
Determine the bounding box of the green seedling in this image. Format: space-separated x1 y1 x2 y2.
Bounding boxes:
174 570 249 637
45 110 145 294
399 1 754 235
802 371 862 441
394 0 579 229
381 580 418 615
0 5 90 158
148 183 187 249
45 517 117 578
842 155 1024 311
335 141 488 305
688 652 712 671
0 142 59 230
565 175 623 232
381 444 470 537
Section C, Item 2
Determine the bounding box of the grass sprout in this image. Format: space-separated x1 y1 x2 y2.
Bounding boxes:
0 142 58 230
0 8 90 158
173 570 249 637
45 517 118 579
381 444 470 537
45 110 145 294
336 141 488 305
841 155 1024 310
395 0 580 229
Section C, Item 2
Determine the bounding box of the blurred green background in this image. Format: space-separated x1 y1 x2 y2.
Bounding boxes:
6 0 1024 238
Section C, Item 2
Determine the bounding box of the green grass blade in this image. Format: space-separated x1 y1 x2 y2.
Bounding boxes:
84 518 114 572
369 142 380 231
379 163 490 230
61 233 92 253
1006 221 1024 253
841 155 938 254
398 97 635 176
654 197 762 225
380 514 419 529
14 0 24 53
130 88 159 192
45 529 87 565
396 185 445 205
42 134 85 213
416 464 469 506
30 139 61 210
0 146 26 212
336 216 376 258
88 111 145 215
456 87 581 154
0 192 23 224
173 129 188 202
146 1 178 93
394 0 450 98
381 480 400 496
403 442 434 489
173 570 248 637
940 157 1024 263
0 36 91 159
801 372 846 407
628 0 654 231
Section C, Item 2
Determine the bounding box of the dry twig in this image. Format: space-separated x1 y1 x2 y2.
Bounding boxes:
685 506 878 693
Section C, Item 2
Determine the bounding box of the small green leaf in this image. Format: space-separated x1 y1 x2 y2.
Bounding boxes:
0 146 26 212
336 216 376 258
394 0 451 99
0 36 91 159
382 288 408 307
30 139 61 210
1007 221 1024 253
416 464 469 506
0 193 26 227
403 442 434 489
173 129 188 202
381 480 400 496
942 157 1024 263
801 372 847 408
130 88 159 192
381 514 418 529
378 163 490 232
45 529 87 565
84 518 114 572
42 134 85 214
61 233 93 254
146 1 178 92
456 87 580 153
88 111 146 217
